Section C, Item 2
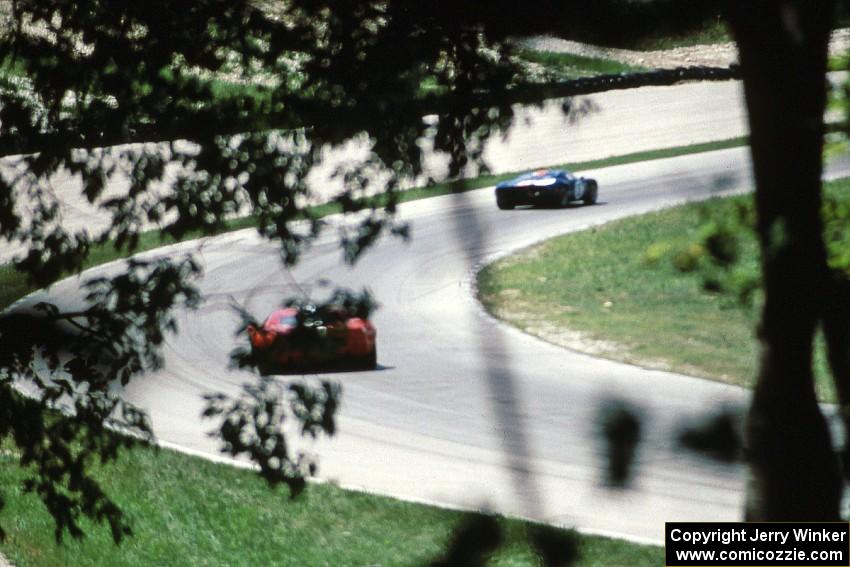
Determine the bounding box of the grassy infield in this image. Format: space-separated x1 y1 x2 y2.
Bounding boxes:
0 38 758 566
477 182 845 404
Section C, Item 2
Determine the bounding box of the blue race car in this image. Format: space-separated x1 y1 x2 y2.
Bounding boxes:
494 169 598 210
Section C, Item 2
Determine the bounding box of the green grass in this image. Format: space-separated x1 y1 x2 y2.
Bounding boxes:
0 136 748 311
478 177 850 402
515 49 647 79
0 442 662 566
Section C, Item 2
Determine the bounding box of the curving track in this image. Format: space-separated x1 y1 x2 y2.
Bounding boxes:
45 146 772 544
20 80 850 543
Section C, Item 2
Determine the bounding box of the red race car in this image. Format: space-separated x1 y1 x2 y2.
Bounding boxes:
246 305 377 374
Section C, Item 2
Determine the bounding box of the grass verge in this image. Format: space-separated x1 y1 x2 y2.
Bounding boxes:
0 442 662 566
477 177 850 402
514 49 647 79
0 136 748 311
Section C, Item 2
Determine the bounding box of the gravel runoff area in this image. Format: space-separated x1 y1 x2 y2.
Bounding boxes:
518 28 850 69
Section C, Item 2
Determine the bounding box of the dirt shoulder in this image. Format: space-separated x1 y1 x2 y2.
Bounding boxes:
517 28 850 69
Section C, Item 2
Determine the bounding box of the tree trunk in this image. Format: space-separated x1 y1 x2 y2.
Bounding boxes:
823 275 850 476
726 1 842 520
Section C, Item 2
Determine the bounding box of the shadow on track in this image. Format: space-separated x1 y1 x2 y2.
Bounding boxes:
448 184 544 521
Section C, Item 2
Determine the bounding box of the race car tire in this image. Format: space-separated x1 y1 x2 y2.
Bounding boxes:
496 195 514 210
355 346 378 369
257 360 274 376
583 184 598 206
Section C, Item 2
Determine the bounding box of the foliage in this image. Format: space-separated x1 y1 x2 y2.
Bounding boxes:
229 287 377 370
678 408 742 463
202 376 340 496
650 199 760 306
0 0 528 540
283 287 379 321
0 255 200 542
596 400 642 488
655 178 850 306
203 288 374 495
